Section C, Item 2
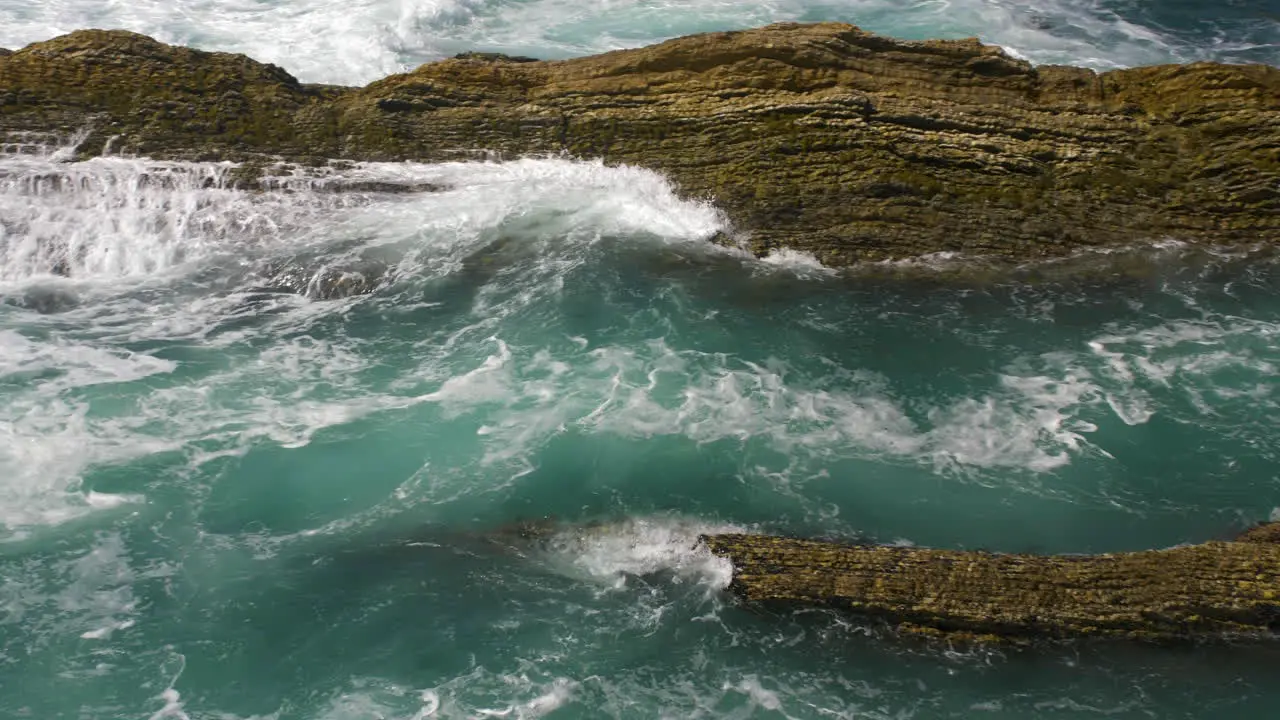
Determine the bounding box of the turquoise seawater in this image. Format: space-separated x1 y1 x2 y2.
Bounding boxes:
3 1 1280 718
2 151 1279 718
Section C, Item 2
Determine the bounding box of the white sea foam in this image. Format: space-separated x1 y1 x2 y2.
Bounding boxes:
3 0 1272 86
0 328 177 390
507 308 1232 484
388 157 726 245
0 401 158 541
1088 315 1280 424
574 340 1106 474
419 338 514 408
0 152 723 289
320 674 573 720
131 334 402 453
725 676 786 714
0 150 719 289
0 155 234 282
473 677 576 719
0 328 171 540
926 371 1102 472
0 149 385 286
0 151 728 537
542 515 742 591
392 331 1117 484
760 248 834 276
318 683 431 720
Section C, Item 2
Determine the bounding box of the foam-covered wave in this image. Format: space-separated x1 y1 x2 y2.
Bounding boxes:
0 338 164 541
540 515 743 590
0 144 725 288
2 0 1275 86
3 103 1280 720
5 144 1275 544
0 148 384 285
0 152 726 541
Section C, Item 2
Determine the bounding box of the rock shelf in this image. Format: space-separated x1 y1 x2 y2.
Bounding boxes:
2 22 1277 263
702 524 1280 641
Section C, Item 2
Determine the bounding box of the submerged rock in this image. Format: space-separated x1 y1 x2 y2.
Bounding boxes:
702 524 1280 642
1 23 1277 262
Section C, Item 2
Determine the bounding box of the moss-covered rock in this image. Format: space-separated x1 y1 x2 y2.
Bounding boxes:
2 23 1278 262
702 524 1280 642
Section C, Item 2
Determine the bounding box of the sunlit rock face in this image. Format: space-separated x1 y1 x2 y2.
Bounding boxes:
2 23 1277 264
703 529 1280 642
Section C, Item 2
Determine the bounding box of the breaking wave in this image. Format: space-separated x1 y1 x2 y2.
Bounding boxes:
2 0 1275 85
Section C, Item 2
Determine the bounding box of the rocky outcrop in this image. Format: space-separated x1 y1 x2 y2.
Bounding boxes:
1238 521 1280 544
2 23 1278 262
702 524 1280 642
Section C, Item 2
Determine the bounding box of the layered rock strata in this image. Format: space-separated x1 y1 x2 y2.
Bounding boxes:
702 524 1280 642
1 23 1278 262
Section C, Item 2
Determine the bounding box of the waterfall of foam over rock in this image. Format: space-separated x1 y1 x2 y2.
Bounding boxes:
1 153 286 283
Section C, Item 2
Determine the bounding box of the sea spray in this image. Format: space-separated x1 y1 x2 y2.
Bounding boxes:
3 0 1276 85
540 515 742 591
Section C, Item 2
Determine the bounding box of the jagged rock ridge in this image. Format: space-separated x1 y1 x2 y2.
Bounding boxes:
1 23 1277 262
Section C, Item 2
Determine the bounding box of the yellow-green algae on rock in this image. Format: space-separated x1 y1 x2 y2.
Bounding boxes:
1 22 1278 264
701 523 1280 642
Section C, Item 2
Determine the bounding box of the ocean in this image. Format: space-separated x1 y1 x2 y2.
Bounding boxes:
2 2 1280 718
